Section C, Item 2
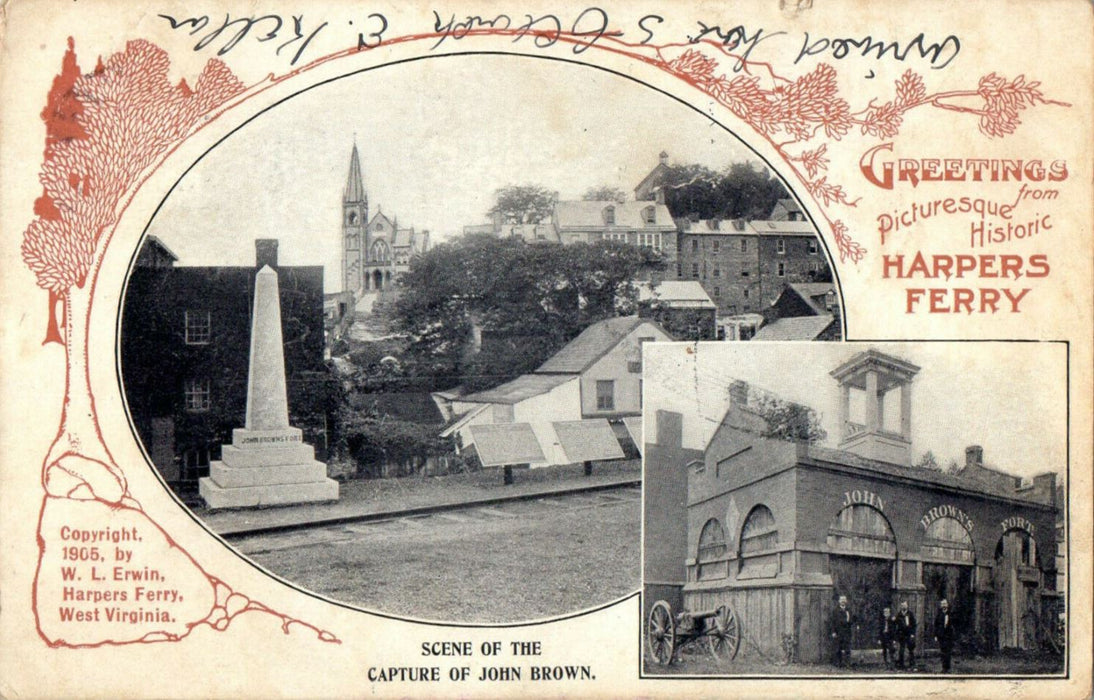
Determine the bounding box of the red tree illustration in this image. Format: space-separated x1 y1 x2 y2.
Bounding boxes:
21 38 244 504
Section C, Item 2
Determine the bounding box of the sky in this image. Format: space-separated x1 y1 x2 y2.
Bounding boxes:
146 55 761 293
643 342 1068 481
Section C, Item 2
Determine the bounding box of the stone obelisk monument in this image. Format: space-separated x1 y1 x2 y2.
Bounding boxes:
199 266 339 509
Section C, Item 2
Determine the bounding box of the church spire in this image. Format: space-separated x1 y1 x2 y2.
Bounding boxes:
344 142 366 203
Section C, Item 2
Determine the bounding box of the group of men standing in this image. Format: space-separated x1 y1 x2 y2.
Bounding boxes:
829 595 958 672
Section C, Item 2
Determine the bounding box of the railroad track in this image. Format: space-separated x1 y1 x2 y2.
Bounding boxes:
223 480 641 552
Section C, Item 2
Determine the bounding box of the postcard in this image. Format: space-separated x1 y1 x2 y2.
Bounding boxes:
0 0 1090 697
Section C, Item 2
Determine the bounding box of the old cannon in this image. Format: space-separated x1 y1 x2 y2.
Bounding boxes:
646 600 741 666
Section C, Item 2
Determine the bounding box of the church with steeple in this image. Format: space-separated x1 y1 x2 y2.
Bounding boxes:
341 142 431 295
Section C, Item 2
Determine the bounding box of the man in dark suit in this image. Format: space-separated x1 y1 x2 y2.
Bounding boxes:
934 598 957 672
829 595 855 667
895 600 917 670
878 606 897 669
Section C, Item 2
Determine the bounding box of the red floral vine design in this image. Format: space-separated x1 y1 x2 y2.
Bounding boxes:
658 47 1069 263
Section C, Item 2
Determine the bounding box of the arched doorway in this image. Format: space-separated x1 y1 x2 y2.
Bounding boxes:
372 268 383 291
995 528 1040 649
827 503 897 648
921 515 976 650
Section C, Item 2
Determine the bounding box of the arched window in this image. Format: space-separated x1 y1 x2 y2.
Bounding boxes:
740 506 777 554
696 518 727 581
370 239 389 263
923 516 975 564
828 504 896 558
739 505 779 579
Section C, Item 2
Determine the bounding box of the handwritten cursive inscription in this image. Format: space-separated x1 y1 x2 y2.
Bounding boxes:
158 13 330 66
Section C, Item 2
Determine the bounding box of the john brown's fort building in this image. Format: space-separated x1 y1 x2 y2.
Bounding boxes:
644 350 1059 663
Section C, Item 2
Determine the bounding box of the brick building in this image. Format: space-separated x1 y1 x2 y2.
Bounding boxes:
644 350 1059 664
121 238 336 497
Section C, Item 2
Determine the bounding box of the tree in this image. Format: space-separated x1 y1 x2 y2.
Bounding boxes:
487 184 558 224
582 185 626 201
753 394 827 443
659 162 790 221
393 235 663 392
915 450 942 471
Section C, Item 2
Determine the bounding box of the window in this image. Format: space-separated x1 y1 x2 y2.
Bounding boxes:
777 262 786 277
923 516 975 564
697 518 728 581
743 288 750 299
691 262 699 278
184 311 210 345
776 238 786 254
712 240 720 253
376 222 384 231
346 233 359 250
691 239 699 253
628 361 642 374
643 205 657 224
184 378 210 412
740 266 750 277
712 266 721 278
638 232 661 250
740 506 778 554
739 505 779 578
604 231 627 243
728 305 737 314
828 504 897 557
713 286 721 298
347 211 358 225
740 239 748 252
604 206 616 225
371 239 390 262
808 239 819 254
595 380 615 411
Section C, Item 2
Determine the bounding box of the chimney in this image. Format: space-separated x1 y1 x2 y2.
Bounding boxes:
656 410 683 449
616 191 627 204
965 445 984 468
659 150 669 166
255 239 278 269
729 380 749 407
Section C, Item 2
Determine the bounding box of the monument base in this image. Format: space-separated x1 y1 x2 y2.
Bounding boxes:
199 476 339 510
198 427 339 510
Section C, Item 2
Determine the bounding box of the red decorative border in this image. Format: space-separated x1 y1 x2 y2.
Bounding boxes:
19 26 1067 649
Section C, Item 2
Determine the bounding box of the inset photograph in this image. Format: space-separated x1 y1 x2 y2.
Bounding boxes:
642 342 1066 675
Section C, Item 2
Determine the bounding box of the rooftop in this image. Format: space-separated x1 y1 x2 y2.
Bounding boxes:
460 373 576 405
637 280 717 308
554 200 675 230
535 316 649 374
752 315 836 341
747 219 820 236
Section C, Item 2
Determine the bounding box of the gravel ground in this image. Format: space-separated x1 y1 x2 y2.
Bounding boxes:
237 487 641 623
199 459 640 535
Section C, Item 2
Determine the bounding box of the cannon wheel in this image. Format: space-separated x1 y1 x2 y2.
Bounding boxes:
708 605 741 662
647 601 676 666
